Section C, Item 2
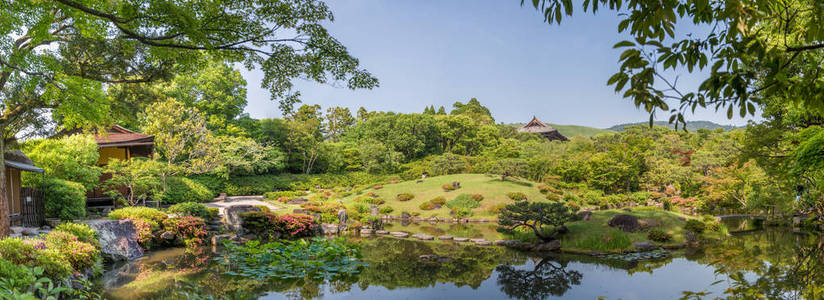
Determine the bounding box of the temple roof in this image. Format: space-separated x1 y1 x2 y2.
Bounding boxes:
517 116 557 133
93 125 154 148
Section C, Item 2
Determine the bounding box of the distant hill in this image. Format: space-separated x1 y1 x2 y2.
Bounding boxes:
508 123 613 138
607 121 738 132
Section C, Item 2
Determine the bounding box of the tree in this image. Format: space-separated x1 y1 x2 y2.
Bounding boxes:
140 98 220 175
325 106 355 141
524 0 824 128
0 0 377 236
21 134 101 191
451 98 494 125
497 201 579 242
214 135 285 177
285 104 325 174
103 158 164 207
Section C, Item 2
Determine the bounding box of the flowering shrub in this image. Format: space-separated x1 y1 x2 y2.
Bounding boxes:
43 231 100 271
168 202 214 220
241 212 316 239
278 214 315 237
507 192 528 201
54 223 99 248
0 238 72 280
128 217 154 247
163 216 209 248
396 193 414 201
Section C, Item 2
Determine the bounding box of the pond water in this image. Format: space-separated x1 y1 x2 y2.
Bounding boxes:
103 227 824 300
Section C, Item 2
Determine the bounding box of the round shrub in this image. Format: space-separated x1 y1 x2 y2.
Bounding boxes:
162 177 213 204
168 202 213 220
0 238 72 280
647 229 672 242
379 206 394 214
44 231 100 272
0 258 35 292
684 219 706 233
54 223 99 248
397 193 415 201
373 185 383 190
441 184 456 191
39 178 86 220
163 216 209 248
545 193 561 201
109 206 168 231
507 192 527 201
431 196 446 206
32 249 72 280
419 202 435 210
470 193 484 202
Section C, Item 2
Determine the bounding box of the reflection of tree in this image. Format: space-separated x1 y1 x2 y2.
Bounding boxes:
496 258 582 300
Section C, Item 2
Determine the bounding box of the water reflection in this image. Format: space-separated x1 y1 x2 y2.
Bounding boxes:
103 228 824 300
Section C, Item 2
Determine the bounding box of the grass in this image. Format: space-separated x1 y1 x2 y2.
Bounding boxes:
337 174 548 220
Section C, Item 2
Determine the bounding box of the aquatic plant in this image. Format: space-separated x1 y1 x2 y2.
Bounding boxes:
218 237 366 280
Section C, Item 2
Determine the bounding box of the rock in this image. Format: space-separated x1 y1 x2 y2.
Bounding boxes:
633 241 657 251
224 205 261 234
577 211 592 221
293 209 308 214
412 233 434 240
376 230 390 235
607 214 640 232
453 237 469 242
370 205 380 216
685 231 698 244
287 198 308 204
338 209 348 231
438 235 453 240
86 219 144 261
45 218 61 228
321 223 339 235
471 239 491 246
390 231 409 238
534 240 561 252
40 225 51 230
160 231 176 241
211 234 235 245
21 228 38 236
400 212 411 219
622 208 632 212
360 229 374 235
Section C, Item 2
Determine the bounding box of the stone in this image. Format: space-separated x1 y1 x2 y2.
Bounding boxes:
86 219 144 261
607 214 640 232
321 223 339 235
533 240 561 252
40 225 51 230
21 228 39 236
45 218 61 228
685 231 698 244
633 241 657 251
471 239 491 246
287 198 308 204
438 235 453 240
376 230 390 235
293 209 308 214
622 208 632 212
412 233 434 240
211 234 235 245
338 209 348 231
224 205 261 234
419 254 453 263
360 229 374 235
400 212 411 219
453 237 469 242
160 231 176 240
370 205 380 216
577 211 592 221
390 231 409 238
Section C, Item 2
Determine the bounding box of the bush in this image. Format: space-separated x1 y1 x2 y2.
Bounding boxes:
647 229 672 242
663 200 673 211
263 190 306 201
446 194 480 210
39 178 86 220
545 193 561 201
684 219 706 233
168 202 214 220
431 196 446 206
470 193 484 202
379 206 394 214
162 177 213 204
396 193 414 201
163 216 209 248
129 218 154 247
240 212 315 238
373 185 383 190
507 192 527 201
0 258 36 292
54 223 99 248
419 202 435 210
109 206 168 229
487 203 508 214
351 202 370 214
441 184 456 191
452 207 472 218
43 231 100 272
0 238 72 280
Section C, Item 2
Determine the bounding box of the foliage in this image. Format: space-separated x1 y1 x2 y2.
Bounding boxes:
54 223 99 248
379 206 395 214
684 220 706 234
214 135 285 177
498 201 579 242
568 231 632 252
507 192 528 201
162 177 213 204
470 193 485 202
39 178 86 220
0 238 72 280
647 229 672 242
240 212 316 239
396 193 414 202
168 202 214 220
442 184 456 191
163 216 209 248
419 202 436 210
109 207 168 230
445 194 481 211
431 196 447 206
129 218 154 247
0 258 36 293
21 134 101 191
103 158 164 206
218 237 367 280
43 231 100 272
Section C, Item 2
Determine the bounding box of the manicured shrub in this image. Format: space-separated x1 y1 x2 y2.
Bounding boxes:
240 212 315 238
43 231 100 272
128 218 154 247
0 238 72 280
379 206 394 214
419 202 436 210
163 216 209 248
647 229 672 242
452 207 472 218
352 202 370 214
446 194 480 210
684 219 706 233
0 258 36 292
39 178 86 220
54 222 99 248
470 193 484 202
168 202 214 220
431 196 446 206
263 190 306 201
507 192 527 201
373 185 383 190
31 249 73 280
109 206 168 230
545 193 561 201
162 176 213 204
441 184 456 191
396 193 414 201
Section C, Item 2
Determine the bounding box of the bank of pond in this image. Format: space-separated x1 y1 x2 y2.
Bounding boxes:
102 227 823 299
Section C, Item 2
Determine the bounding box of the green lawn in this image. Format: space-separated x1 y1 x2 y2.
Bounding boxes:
339 174 547 220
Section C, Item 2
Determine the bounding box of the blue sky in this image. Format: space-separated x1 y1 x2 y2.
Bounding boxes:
240 0 757 129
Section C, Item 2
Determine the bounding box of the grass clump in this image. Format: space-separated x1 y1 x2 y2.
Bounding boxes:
419 202 436 210
379 206 394 214
431 196 446 206
442 184 456 191
507 192 527 201
446 194 481 210
396 193 414 201
568 230 632 252
647 229 672 242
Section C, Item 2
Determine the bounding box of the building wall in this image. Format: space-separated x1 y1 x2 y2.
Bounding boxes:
98 147 128 165
6 167 21 225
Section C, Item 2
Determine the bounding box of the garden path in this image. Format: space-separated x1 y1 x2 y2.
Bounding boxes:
205 196 281 216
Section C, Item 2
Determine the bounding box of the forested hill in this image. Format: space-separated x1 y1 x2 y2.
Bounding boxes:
507 123 613 138
607 121 739 132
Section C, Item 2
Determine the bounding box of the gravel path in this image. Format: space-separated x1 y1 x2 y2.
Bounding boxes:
205 196 280 216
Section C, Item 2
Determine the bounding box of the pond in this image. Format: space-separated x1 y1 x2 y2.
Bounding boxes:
103 227 824 300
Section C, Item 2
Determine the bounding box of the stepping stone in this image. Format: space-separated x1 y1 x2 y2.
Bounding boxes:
437 235 453 240
412 233 434 240
360 229 374 235
493 240 510 246
471 238 490 246
453 237 469 242
375 230 389 235
390 232 409 238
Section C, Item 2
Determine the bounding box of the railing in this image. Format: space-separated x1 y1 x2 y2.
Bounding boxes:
20 187 44 227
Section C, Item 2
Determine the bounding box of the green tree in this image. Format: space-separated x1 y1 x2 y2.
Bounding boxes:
325 106 355 141
214 135 285 177
103 158 164 206
0 0 377 236
22 134 101 191
140 98 220 175
450 98 494 125
497 201 579 242
285 104 325 174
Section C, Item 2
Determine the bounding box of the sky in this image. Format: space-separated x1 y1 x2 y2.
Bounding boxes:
240 0 758 129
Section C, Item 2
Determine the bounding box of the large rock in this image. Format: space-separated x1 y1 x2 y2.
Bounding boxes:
338 209 348 231
87 219 144 261
370 205 380 216
412 233 434 240
400 212 411 219
534 240 561 252
321 223 339 235
224 205 261 234
633 241 657 251
608 214 640 232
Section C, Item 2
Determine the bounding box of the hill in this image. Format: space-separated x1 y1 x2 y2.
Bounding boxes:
507 123 612 138
607 121 738 132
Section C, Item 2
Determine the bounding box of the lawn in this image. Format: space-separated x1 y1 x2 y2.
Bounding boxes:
337 174 548 220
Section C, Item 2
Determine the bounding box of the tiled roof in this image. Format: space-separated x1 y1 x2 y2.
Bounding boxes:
94 125 154 147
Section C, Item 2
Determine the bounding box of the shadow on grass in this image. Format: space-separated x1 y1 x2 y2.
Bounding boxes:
485 176 534 187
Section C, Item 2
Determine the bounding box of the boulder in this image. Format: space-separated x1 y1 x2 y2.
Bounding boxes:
412 233 434 240
453 237 469 242
224 205 261 234
321 223 339 235
471 238 491 246
338 209 348 231
370 205 380 216
390 231 409 238
375 230 390 235
86 219 144 261
360 229 374 235
633 241 657 251
160 231 176 241
438 235 454 240
534 240 561 252
400 212 411 219
608 214 640 232
577 211 592 221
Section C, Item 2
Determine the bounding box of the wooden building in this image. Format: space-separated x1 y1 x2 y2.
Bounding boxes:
87 125 155 203
4 151 44 226
517 116 569 141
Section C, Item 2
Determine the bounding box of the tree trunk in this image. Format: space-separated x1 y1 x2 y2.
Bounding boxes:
0 134 8 237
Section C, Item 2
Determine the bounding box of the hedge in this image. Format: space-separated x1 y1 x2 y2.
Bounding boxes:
162 176 213 204
39 178 86 220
